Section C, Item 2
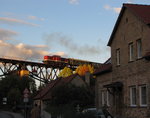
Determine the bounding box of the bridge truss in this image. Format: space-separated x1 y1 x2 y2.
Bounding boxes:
0 58 101 83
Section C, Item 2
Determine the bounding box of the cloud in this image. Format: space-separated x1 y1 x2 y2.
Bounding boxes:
0 28 18 41
0 12 45 22
0 17 39 27
43 32 109 57
52 52 67 57
113 7 121 13
0 30 67 60
104 5 121 14
126 0 133 3
0 40 50 60
27 15 45 21
0 29 49 60
0 12 15 17
68 0 79 5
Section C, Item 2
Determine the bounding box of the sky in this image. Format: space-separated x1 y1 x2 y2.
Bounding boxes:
0 0 150 63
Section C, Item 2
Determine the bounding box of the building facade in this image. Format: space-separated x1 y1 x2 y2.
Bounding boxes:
95 4 150 118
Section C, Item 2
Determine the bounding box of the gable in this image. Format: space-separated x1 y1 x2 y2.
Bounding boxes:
108 3 150 46
70 75 86 87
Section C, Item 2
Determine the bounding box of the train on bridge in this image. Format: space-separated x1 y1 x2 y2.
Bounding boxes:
43 55 98 66
0 55 101 82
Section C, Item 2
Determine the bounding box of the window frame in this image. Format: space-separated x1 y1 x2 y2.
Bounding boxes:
116 48 120 66
106 90 110 106
137 39 142 59
139 85 147 107
129 42 134 61
101 91 105 106
130 86 137 107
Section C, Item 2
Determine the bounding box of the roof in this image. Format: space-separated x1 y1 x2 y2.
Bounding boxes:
104 58 111 64
108 3 150 46
34 74 80 100
34 78 60 100
93 64 112 75
103 82 123 88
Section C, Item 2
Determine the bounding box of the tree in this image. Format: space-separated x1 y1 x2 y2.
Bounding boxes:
75 64 94 76
50 84 94 108
0 75 37 108
46 84 95 118
58 67 73 78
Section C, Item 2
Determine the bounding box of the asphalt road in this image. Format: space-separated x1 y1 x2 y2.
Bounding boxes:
0 111 14 118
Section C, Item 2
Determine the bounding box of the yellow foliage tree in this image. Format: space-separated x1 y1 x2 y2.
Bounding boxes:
58 67 73 78
75 64 94 76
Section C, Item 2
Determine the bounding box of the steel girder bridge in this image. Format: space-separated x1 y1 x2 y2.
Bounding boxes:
0 57 101 83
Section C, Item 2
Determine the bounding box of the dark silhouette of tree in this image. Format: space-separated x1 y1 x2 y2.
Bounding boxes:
50 84 94 108
0 75 37 108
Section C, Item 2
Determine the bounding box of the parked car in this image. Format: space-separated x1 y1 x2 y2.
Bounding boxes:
96 109 113 118
82 108 113 118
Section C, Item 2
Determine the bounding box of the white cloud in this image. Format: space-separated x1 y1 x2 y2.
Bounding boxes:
113 7 121 13
28 15 45 21
126 0 133 3
0 12 45 22
0 28 49 60
0 17 39 27
104 5 121 14
0 40 50 60
0 30 67 60
68 0 79 5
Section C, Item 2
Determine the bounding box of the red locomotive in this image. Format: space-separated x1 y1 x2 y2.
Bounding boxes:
43 55 68 63
43 55 94 67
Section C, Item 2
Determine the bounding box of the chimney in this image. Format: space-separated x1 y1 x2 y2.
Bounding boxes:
85 71 91 85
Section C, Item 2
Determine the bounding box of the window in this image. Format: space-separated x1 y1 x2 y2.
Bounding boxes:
139 85 147 106
106 91 110 106
130 86 136 106
137 39 142 58
101 91 105 106
129 43 134 61
116 49 120 65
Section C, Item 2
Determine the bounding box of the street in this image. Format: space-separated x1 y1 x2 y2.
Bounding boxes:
0 111 23 118
0 111 13 118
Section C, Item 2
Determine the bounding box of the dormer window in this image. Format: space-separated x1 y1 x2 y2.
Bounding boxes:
137 39 142 59
116 49 120 65
129 43 134 61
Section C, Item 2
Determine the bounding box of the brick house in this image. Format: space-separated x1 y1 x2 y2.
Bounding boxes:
94 4 150 118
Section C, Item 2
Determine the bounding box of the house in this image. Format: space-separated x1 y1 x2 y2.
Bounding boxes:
94 3 150 118
34 74 89 107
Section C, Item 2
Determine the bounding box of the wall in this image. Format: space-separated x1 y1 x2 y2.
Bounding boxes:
96 8 150 118
110 8 150 118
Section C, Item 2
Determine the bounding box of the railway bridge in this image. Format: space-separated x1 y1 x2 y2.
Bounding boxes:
0 57 101 83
